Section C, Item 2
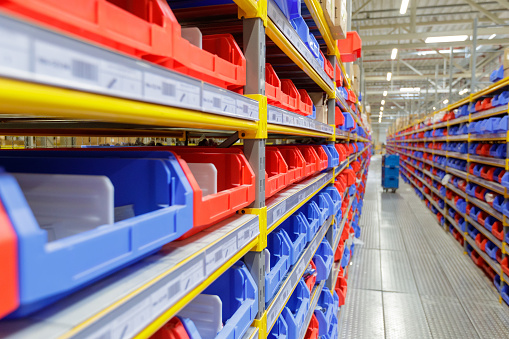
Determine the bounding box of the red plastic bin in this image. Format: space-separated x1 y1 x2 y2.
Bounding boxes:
335 269 348 307
304 260 317 292
277 146 306 183
334 241 345 262
296 145 322 176
322 50 334 79
1 0 246 92
501 257 509 277
266 146 289 198
298 89 313 116
312 145 329 171
266 63 282 105
335 143 347 162
152 317 191 339
337 31 362 63
335 107 345 127
166 147 256 237
304 314 319 339
475 233 488 251
280 79 300 112
0 201 19 319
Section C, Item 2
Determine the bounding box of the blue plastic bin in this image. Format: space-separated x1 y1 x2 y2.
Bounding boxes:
324 187 342 217
314 287 339 336
324 145 340 168
198 261 258 339
300 201 322 242
340 245 350 268
313 239 334 281
310 192 333 225
459 218 466 232
485 241 499 261
466 243 474 257
0 152 193 316
493 196 506 213
491 143 506 158
321 314 338 339
281 279 310 339
266 229 292 303
494 274 503 293
467 224 480 240
280 212 309 264
268 316 288 339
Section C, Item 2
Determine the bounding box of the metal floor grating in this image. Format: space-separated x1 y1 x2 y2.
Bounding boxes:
339 155 509 338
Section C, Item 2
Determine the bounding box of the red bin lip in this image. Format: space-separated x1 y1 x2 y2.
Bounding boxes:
0 201 19 319
152 317 191 339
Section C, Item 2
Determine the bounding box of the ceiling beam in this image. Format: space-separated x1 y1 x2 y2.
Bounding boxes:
358 19 492 31
411 0 417 33
353 0 373 15
363 38 509 51
461 0 505 25
365 72 482 81
494 0 509 9
361 27 508 43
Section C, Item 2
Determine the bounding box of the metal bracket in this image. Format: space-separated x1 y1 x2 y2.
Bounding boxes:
240 206 267 251
252 312 268 339
242 95 268 139
237 0 268 27
218 132 240 148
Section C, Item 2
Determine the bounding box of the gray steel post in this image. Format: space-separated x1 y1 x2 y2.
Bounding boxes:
243 251 266 318
471 17 478 93
243 18 265 96
449 46 454 103
242 17 266 318
327 98 336 125
435 64 439 108
243 17 266 208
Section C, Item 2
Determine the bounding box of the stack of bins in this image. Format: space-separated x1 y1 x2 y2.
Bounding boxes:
382 154 399 191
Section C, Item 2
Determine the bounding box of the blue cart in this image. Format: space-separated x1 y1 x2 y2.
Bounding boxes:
382 154 399 192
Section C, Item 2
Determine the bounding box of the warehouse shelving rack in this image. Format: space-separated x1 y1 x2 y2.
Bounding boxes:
0 1 371 338
387 76 509 306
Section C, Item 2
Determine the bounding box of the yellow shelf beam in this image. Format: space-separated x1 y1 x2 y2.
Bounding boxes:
0 78 259 134
266 20 335 97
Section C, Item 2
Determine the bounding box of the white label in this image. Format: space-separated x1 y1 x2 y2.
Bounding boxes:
272 201 287 225
237 99 258 119
0 26 30 74
100 62 142 97
34 41 101 86
111 298 151 339
143 72 200 109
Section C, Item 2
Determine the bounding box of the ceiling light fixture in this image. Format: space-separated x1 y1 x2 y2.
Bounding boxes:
400 0 410 14
433 107 436 110
400 87 421 92
391 48 398 60
443 99 449 104
381 100 385 105
459 88 470 95
383 91 388 96
489 34 497 40
387 72 392 81
380 107 384 111
425 35 468 43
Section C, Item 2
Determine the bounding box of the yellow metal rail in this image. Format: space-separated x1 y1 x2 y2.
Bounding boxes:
0 78 259 134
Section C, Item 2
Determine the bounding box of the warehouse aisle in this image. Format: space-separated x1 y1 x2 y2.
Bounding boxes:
338 155 509 339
